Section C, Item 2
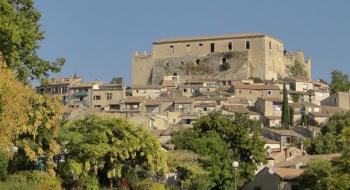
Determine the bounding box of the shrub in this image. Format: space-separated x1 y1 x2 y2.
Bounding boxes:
0 153 8 181
132 179 166 190
0 171 62 190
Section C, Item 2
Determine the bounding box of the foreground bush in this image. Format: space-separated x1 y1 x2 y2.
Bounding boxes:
58 115 167 189
0 171 62 190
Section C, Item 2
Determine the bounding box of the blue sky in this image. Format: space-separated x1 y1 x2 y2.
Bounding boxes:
36 0 350 85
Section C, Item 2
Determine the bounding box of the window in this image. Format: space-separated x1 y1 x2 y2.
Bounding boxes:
204 107 208 111
228 42 232 50
93 95 101 100
221 57 227 64
166 62 169 67
210 43 215 53
199 43 203 46
107 93 112 100
79 97 83 101
196 59 200 65
245 41 250 49
170 45 174 53
62 86 68 93
181 61 184 65
186 44 191 52
267 90 272 95
53 87 58 94
173 73 177 76
183 89 187 92
136 89 139 93
269 41 272 50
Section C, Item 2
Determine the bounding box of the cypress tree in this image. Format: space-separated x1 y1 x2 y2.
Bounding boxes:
281 84 290 128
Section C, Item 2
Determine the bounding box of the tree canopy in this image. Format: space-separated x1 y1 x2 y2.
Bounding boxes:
171 112 265 189
330 70 350 93
58 116 167 189
299 127 350 189
287 61 308 78
306 112 350 155
0 56 63 177
0 0 65 82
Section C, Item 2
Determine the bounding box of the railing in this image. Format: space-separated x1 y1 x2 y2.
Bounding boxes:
74 91 88 97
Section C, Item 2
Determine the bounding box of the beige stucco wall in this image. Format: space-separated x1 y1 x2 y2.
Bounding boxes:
132 88 161 98
234 88 280 103
92 89 124 108
321 92 350 110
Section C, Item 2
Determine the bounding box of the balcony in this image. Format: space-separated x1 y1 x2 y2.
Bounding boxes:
74 91 88 97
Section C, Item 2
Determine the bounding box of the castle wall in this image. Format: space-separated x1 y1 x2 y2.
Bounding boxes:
151 51 250 85
131 53 153 86
151 35 275 80
131 33 312 86
265 36 285 79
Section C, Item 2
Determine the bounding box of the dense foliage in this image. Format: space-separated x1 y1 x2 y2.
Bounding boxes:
0 0 65 82
281 84 290 128
330 70 350 93
0 57 63 176
0 171 62 190
299 127 350 189
171 113 265 189
287 61 308 78
306 112 350 154
57 116 167 189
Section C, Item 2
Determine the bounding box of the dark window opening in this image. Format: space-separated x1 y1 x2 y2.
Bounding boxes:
170 45 174 53
221 57 227 64
196 59 200 65
186 44 190 47
185 119 191 124
79 97 83 101
269 41 272 50
204 107 208 111
181 61 184 65
228 42 232 50
184 89 187 92
166 62 169 67
210 43 215 53
173 73 177 76
199 43 203 46
246 41 250 49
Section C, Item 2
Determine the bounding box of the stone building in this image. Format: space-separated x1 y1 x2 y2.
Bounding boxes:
36 76 82 106
132 33 312 86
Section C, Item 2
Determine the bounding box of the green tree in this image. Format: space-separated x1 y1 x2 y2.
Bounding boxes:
110 77 123 84
0 56 63 176
171 112 265 189
330 70 350 93
58 116 167 189
300 128 350 190
306 112 350 154
0 0 65 82
281 84 290 128
287 61 308 78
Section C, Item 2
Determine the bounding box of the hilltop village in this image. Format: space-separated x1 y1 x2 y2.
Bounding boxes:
36 33 348 189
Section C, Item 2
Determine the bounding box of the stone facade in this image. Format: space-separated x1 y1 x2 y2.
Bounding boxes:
132 33 312 86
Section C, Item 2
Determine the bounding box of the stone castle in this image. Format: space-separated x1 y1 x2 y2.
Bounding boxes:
132 32 312 86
